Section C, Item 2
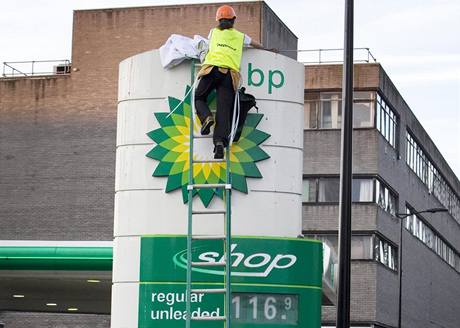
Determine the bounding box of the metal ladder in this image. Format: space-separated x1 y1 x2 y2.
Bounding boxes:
185 61 232 328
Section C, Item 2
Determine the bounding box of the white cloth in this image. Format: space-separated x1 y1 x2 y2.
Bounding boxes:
244 34 252 47
193 35 209 63
159 34 209 69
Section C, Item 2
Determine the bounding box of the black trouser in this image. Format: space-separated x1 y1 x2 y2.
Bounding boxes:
195 66 235 146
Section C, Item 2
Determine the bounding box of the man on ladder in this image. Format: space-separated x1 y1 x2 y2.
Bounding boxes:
194 4 264 159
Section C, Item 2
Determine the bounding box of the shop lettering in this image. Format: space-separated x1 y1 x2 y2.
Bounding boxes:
197 243 297 277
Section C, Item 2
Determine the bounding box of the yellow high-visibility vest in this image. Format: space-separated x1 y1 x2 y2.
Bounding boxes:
203 28 244 72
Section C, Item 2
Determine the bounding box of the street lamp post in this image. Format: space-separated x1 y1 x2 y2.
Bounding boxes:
336 0 354 327
395 207 448 328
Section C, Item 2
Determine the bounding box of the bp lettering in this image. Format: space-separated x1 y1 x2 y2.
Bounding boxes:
268 69 285 94
248 63 264 87
248 63 285 94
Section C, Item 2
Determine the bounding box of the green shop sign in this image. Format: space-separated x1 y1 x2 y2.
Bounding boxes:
138 236 322 327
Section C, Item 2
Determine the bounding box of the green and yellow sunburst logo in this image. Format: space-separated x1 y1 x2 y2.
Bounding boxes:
146 86 270 207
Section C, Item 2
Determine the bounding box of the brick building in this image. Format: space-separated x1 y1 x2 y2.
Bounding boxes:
1 1 459 328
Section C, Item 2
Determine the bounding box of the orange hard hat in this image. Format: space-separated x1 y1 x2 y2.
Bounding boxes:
216 5 236 21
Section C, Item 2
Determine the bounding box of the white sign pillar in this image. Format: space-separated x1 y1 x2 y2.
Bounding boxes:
111 49 308 328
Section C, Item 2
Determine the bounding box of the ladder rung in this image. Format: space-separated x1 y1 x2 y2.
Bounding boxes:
192 134 213 139
192 235 226 240
191 288 226 294
191 261 226 267
188 183 230 190
193 158 226 163
192 209 226 215
192 316 226 321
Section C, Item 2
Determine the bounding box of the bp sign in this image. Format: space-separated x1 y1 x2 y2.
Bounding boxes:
146 85 271 208
138 236 322 327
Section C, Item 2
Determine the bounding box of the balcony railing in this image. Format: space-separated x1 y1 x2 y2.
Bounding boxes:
290 48 377 65
2 60 71 78
1 48 375 77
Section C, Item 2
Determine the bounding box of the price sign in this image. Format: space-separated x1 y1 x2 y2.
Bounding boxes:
138 236 322 327
232 293 298 325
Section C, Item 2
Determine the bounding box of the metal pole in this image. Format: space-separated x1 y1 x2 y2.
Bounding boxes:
398 216 403 328
186 60 196 328
225 146 231 328
336 0 354 327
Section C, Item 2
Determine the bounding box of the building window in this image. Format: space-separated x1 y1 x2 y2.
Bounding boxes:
305 91 397 147
303 177 397 215
406 132 429 185
376 94 398 147
404 207 460 273
374 235 398 270
304 94 318 129
352 178 374 202
304 91 375 130
353 91 375 127
318 178 340 202
302 178 316 203
320 93 342 129
375 180 396 215
306 233 397 271
406 131 460 224
305 234 373 260
352 235 374 259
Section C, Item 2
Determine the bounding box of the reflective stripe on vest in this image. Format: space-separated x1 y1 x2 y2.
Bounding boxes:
203 28 244 72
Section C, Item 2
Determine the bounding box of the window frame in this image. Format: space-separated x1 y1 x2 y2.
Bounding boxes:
405 129 460 225
302 175 398 216
405 204 460 274
304 89 378 131
304 231 398 272
373 233 399 271
375 91 399 149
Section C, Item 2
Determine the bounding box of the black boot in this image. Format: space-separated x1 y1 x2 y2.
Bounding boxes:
213 142 224 159
200 116 215 135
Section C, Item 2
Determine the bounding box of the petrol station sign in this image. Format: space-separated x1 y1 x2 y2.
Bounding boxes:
113 49 318 327
138 236 322 327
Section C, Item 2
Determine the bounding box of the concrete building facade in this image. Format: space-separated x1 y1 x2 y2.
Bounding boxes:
303 64 460 327
1 1 459 328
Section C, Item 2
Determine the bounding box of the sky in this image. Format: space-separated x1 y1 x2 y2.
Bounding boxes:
1 0 459 177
